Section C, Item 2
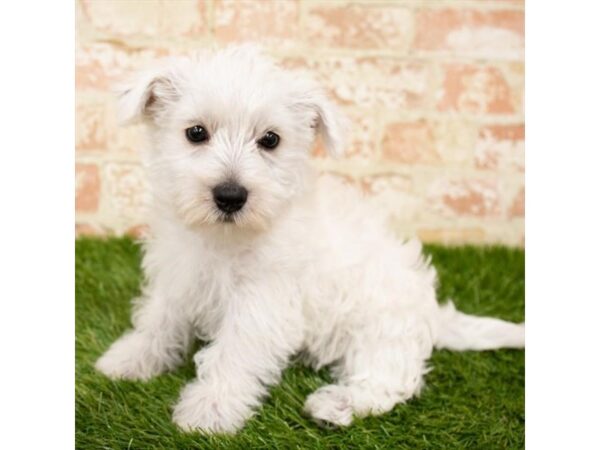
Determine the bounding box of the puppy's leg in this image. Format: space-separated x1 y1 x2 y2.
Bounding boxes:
304 319 432 427
172 282 302 434
95 293 193 380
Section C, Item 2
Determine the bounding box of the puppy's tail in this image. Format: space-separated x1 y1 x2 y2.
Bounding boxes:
434 301 525 351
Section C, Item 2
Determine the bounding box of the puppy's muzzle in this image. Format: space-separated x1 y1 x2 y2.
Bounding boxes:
212 182 248 214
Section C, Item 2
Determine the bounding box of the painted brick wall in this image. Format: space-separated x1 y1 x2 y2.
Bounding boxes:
75 0 525 245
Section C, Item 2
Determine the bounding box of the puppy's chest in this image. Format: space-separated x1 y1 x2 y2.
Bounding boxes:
189 246 278 338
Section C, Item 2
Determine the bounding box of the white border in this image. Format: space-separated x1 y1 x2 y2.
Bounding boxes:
0 1 74 448
527 1 600 448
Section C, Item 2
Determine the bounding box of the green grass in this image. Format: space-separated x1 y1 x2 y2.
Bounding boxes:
76 237 524 449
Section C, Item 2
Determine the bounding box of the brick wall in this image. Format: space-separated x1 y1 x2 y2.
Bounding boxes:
75 0 525 245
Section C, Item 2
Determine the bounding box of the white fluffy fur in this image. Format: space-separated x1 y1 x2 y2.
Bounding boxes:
95 45 525 434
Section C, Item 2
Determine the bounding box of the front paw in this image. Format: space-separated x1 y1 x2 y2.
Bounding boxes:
304 385 354 427
172 380 252 434
95 331 170 381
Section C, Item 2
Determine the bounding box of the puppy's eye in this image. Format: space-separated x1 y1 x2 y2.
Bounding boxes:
185 125 209 144
257 131 280 150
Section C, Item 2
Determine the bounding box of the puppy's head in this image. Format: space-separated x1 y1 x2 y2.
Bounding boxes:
118 45 347 231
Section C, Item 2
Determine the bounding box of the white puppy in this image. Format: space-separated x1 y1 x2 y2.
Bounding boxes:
95 45 525 434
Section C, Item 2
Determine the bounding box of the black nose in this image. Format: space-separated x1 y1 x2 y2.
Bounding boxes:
212 182 248 214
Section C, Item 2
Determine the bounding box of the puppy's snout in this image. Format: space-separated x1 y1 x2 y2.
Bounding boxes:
212 182 248 214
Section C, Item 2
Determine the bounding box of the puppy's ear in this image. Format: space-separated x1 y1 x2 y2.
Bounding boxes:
295 85 350 158
115 64 180 125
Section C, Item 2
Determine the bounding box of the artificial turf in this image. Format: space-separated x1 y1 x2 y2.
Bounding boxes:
76 237 524 449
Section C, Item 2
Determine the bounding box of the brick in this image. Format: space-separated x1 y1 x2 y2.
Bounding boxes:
433 120 477 165
76 42 167 91
111 122 144 156
79 0 207 38
315 172 422 224
76 94 144 155
215 0 300 45
415 9 524 59
357 171 425 228
383 120 440 164
361 173 422 223
382 119 475 165
475 124 525 170
76 97 109 151
75 223 103 237
509 186 525 218
305 4 412 50
505 62 525 113
311 112 377 160
437 64 518 114
428 178 501 218
283 57 433 110
361 173 413 195
76 164 100 212
103 163 149 220
345 113 379 159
